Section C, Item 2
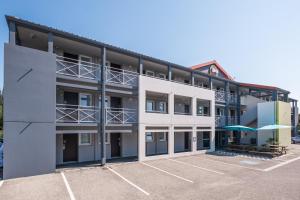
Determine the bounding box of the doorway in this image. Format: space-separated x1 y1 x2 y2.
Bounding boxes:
64 92 79 105
110 97 122 108
184 132 190 150
63 134 78 162
111 133 121 158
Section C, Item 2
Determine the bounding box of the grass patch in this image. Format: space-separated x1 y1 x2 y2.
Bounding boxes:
0 130 3 141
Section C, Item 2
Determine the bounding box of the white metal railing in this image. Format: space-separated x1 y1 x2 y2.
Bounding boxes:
106 67 138 86
56 104 99 123
106 108 137 124
215 90 226 102
56 56 101 80
214 90 237 103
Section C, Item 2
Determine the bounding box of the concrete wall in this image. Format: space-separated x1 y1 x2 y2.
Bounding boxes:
138 76 215 161
257 101 291 146
56 131 138 164
277 101 291 146
4 44 56 179
241 95 265 126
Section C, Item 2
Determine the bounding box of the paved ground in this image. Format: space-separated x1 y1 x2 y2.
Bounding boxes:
1 144 300 200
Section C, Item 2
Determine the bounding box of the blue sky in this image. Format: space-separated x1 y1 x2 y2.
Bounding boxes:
0 0 299 100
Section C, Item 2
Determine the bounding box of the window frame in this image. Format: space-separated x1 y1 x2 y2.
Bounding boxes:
158 132 167 142
146 99 155 112
79 133 92 146
145 132 154 142
79 93 93 107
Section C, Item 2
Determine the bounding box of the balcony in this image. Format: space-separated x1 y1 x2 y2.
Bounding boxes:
106 108 137 124
106 67 138 87
56 104 99 123
215 90 237 104
56 56 101 80
56 104 137 125
215 116 237 127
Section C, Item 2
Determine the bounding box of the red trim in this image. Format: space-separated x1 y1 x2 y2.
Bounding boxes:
239 83 277 90
190 60 234 80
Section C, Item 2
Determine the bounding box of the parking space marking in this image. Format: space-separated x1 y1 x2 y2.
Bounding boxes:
106 166 150 196
192 155 264 172
141 162 194 183
0 180 3 188
167 158 224 175
61 172 76 200
263 156 300 172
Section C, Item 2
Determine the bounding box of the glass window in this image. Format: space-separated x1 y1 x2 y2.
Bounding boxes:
146 132 154 142
80 94 92 107
203 132 210 148
146 100 155 111
158 102 166 112
158 132 167 142
79 133 92 145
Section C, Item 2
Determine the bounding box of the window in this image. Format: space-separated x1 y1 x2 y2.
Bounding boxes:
146 100 155 112
158 101 166 113
158 132 167 142
203 132 210 148
79 133 92 145
146 132 154 142
197 99 210 116
99 96 109 108
80 93 92 107
158 73 166 79
146 70 155 77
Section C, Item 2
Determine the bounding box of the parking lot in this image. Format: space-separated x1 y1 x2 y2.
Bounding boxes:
1 145 300 200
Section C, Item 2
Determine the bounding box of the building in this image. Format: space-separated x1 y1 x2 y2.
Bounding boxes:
3 16 299 179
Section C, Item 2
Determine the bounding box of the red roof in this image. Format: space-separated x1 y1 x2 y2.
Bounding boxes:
239 83 277 90
190 60 234 80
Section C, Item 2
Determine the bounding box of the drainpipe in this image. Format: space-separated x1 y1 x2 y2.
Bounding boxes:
101 47 106 165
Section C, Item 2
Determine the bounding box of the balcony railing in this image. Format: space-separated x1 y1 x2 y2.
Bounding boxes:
106 108 137 124
215 90 237 104
106 67 138 87
215 116 237 127
56 104 99 123
56 56 101 80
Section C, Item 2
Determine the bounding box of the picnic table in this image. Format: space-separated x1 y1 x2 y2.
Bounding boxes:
269 145 287 155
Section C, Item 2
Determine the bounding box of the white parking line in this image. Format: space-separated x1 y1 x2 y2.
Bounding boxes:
0 180 3 188
192 155 264 172
141 162 194 183
61 172 76 200
167 158 224 175
263 156 300 172
106 166 150 196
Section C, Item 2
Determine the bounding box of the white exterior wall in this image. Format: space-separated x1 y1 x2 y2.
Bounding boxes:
138 76 215 161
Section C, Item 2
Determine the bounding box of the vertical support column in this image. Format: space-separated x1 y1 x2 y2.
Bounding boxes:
236 86 241 125
191 71 195 86
48 33 53 53
9 22 16 45
208 77 213 90
168 92 174 157
272 90 278 101
224 81 229 126
139 56 143 75
100 47 106 165
168 65 172 81
192 126 197 153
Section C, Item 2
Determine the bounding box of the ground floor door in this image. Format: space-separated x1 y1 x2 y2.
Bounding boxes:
215 131 227 150
63 134 78 162
111 133 121 157
184 132 190 150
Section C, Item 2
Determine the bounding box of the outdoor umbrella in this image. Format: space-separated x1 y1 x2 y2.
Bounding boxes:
224 125 257 132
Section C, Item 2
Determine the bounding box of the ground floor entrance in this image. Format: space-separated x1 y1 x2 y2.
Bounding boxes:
110 133 121 158
215 131 227 150
63 134 78 163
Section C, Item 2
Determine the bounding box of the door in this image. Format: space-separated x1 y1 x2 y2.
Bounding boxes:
184 132 190 150
110 97 122 108
111 133 121 157
63 134 78 162
64 92 78 105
